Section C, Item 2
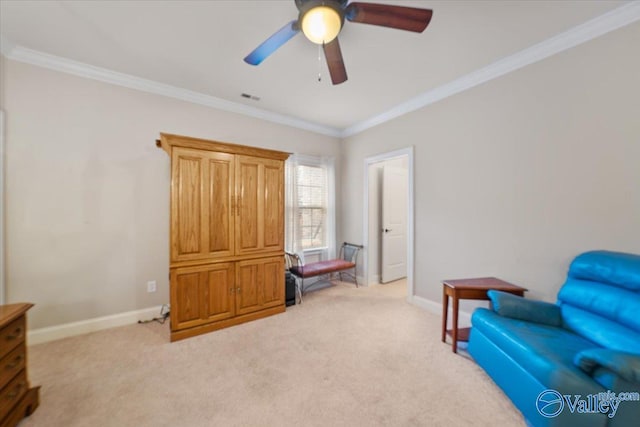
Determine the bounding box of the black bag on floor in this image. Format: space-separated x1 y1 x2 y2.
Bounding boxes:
285 271 296 306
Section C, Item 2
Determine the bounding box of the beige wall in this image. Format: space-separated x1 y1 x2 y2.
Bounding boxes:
3 59 340 329
0 56 5 305
340 23 640 306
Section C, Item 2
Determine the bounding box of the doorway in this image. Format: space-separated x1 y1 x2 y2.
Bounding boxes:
362 147 414 298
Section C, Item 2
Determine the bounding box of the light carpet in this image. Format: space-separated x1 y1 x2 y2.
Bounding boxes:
22 280 524 426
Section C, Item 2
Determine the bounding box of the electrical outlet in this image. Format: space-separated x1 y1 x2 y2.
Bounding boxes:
147 280 157 293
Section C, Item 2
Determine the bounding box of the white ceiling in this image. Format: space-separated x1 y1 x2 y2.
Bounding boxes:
0 0 632 134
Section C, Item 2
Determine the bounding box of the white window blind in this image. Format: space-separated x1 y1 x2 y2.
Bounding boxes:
285 154 335 261
296 165 327 250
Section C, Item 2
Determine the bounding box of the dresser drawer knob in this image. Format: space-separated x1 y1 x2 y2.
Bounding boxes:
6 382 25 399
5 354 24 370
6 327 23 340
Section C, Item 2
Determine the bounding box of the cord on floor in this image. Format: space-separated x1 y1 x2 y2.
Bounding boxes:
138 304 170 325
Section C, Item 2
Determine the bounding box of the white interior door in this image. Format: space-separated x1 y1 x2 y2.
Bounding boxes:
381 166 407 283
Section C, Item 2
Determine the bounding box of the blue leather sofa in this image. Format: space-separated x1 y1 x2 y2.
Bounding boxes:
468 250 640 427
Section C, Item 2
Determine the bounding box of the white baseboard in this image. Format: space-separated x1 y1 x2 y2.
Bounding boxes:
28 305 164 345
409 295 473 328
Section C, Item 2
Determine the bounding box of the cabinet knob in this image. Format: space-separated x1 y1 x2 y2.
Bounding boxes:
237 287 241 294
6 354 24 369
7 382 25 399
6 327 23 341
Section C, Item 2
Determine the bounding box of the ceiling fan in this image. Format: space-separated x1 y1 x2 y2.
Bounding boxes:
243 0 433 85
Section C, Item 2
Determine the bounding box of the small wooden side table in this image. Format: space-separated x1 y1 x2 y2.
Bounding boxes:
441 277 526 353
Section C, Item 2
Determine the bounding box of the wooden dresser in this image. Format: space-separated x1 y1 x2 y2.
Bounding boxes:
0 304 39 427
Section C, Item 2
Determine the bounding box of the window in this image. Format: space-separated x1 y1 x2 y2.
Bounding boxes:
296 164 327 250
285 155 335 259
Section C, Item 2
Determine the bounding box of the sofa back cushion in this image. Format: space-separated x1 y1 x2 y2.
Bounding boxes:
567 251 640 291
557 250 640 354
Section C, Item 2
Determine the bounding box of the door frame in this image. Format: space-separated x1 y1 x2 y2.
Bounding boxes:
362 146 414 299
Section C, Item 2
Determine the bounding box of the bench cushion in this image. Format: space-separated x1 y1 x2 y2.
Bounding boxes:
290 259 355 278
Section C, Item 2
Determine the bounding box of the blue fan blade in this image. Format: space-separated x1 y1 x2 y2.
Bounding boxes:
244 20 300 65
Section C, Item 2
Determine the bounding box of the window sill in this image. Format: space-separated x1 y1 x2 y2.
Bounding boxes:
302 247 328 255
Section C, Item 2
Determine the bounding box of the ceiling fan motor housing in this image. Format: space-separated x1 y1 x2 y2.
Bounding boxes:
297 0 346 29
295 0 349 11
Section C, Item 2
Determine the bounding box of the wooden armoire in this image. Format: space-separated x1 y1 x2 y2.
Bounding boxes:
157 133 289 341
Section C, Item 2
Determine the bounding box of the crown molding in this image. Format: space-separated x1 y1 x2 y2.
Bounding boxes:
341 1 640 138
1 42 342 138
1 2 638 139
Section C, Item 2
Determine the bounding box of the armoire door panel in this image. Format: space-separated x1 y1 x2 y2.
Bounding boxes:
263 162 284 251
261 257 285 308
207 155 235 258
172 152 202 259
205 263 235 322
172 148 236 263
235 261 262 315
171 269 204 331
236 158 261 254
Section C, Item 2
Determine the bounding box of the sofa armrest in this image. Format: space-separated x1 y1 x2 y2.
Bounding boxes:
487 290 562 327
574 348 640 384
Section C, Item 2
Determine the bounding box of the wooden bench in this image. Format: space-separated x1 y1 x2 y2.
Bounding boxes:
285 242 363 300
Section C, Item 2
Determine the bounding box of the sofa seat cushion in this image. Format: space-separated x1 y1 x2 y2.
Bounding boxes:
290 259 355 278
472 308 603 394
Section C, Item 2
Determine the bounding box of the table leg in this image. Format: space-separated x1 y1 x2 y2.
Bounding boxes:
452 294 459 353
441 286 448 343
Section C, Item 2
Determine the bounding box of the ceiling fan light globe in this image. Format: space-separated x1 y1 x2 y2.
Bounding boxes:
301 6 342 44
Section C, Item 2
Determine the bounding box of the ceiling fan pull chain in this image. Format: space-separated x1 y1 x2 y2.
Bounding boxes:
318 43 322 82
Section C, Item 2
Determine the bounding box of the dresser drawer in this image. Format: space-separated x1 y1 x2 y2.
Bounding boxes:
0 317 25 360
0 345 25 391
0 369 27 422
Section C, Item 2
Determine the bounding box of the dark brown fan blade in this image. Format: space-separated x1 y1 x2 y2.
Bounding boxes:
346 2 433 33
323 38 347 85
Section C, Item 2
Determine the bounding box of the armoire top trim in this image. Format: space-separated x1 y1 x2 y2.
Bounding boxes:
157 133 290 161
